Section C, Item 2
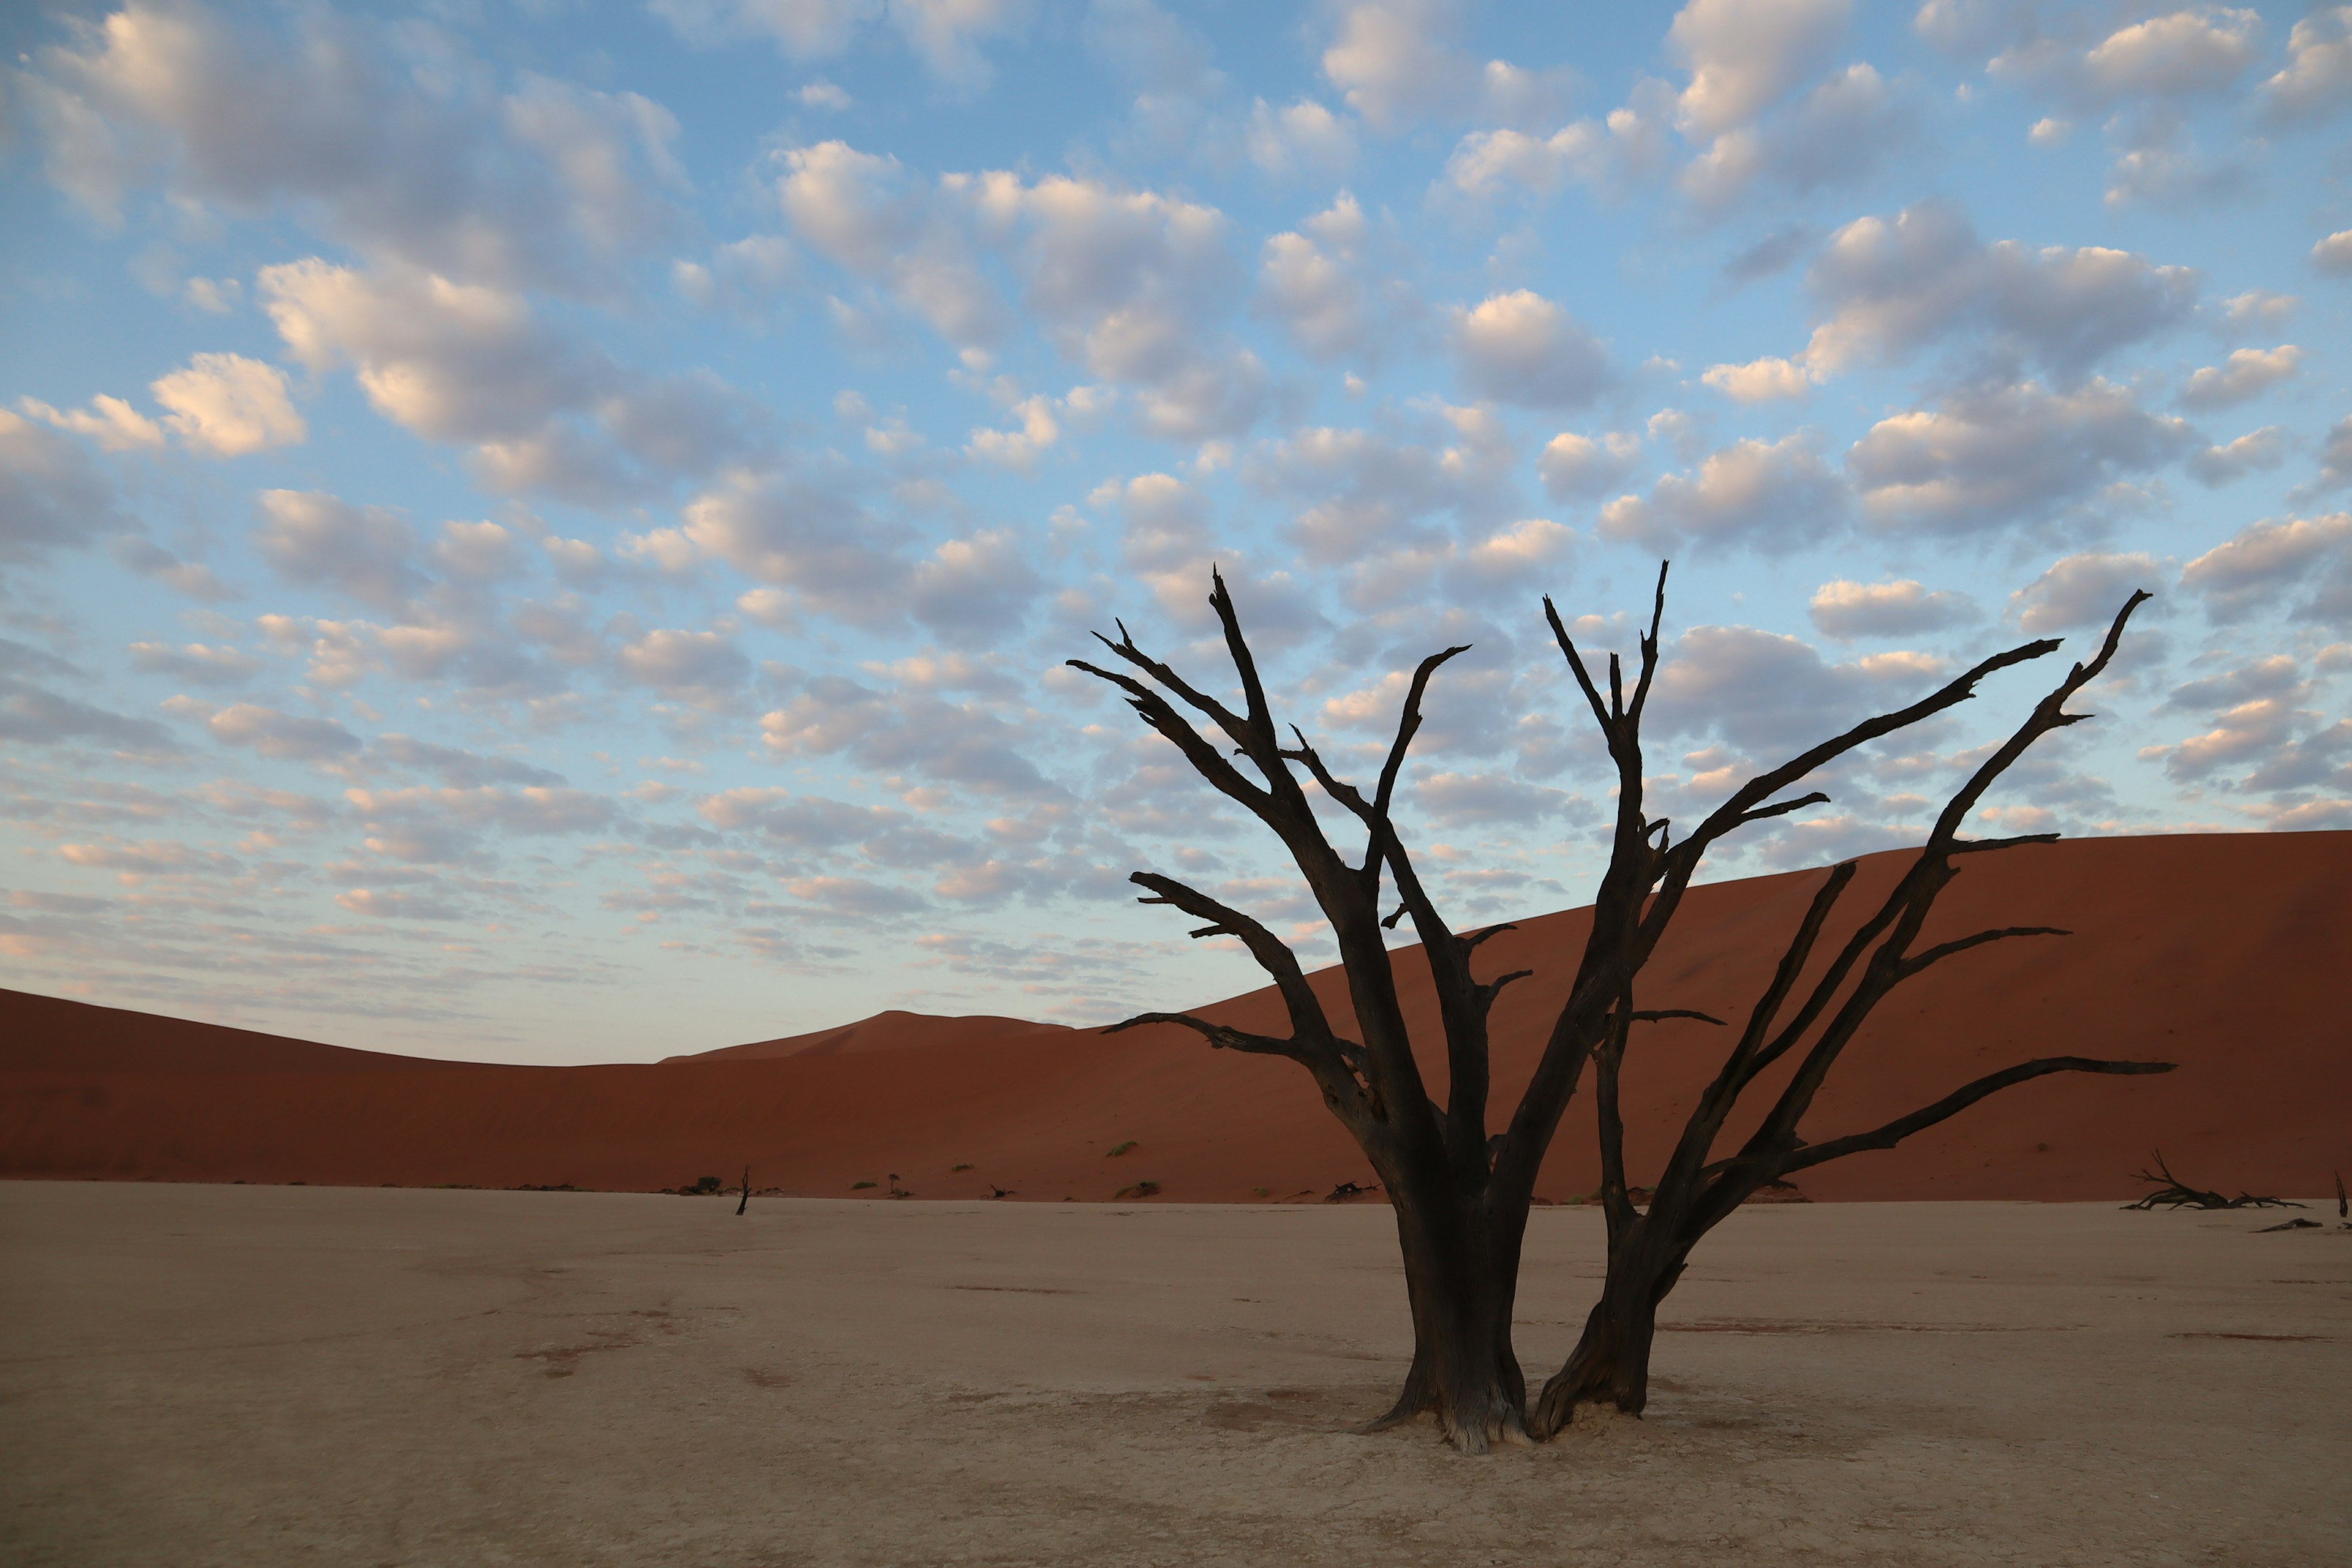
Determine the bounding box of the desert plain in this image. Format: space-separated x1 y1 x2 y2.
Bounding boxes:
4 1181 2348 1568
6 831 2350 1564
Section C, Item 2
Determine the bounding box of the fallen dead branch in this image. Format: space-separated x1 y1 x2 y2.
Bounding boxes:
2121 1151 2303 1211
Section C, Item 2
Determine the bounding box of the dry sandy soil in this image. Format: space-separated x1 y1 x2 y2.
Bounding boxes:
4 1183 2346 1567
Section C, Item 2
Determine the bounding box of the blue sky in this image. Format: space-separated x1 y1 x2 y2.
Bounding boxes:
2 0 2347 1063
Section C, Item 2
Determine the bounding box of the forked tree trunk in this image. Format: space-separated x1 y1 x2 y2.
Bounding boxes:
1532 1240 1683 1425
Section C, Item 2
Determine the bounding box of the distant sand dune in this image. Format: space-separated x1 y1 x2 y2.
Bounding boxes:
3 833 2345 1201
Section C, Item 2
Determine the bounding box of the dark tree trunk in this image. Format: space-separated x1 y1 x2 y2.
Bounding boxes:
1369 1173 1529 1449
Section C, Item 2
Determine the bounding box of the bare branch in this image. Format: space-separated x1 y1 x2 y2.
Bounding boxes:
1102 1011 1302 1058
1542 596 1616 737
1130 872 1337 1052
1777 1057 2176 1175
1078 630 1250 757
1736 791 1830 827
1207 568 1291 782
1675 636 2065 868
1898 925 2069 980
1950 832 2061 856
1068 658 1270 811
1629 1009 1727 1026
1479 969 1535 1005
1924 590 2151 846
1624 561 1670 725
1372 645 1472 827
1461 923 1519 952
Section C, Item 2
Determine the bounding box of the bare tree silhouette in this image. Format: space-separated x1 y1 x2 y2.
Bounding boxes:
1072 565 2173 1452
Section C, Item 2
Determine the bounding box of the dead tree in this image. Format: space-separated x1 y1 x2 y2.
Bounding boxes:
2121 1151 2300 1210
1072 565 2173 1452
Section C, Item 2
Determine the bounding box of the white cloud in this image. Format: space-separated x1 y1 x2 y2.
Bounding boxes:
1411 770 1575 827
15 394 164 453
252 490 424 612
20 353 303 460
655 0 875 57
1646 619 1948 756
908 528 1045 644
1801 202 2198 381
1807 578 1973 639
1246 99 1358 178
1679 61 1913 209
433 521 523 581
1599 433 1848 554
2179 345 2301 410
888 0 1035 88
759 671 1059 798
1450 290 1611 408
0 410 135 562
126 641 260 685
1320 0 1481 129
965 393 1063 470
24 2 682 292
261 258 757 502
2307 417 2352 498
1847 379 2196 535
1446 121 1610 197
2078 8 2262 101
2218 290 2297 331
1248 405 1516 566
1537 431 1641 501
1256 193 1407 364
1702 355 1814 402
2180 512 2352 626
183 699 364 762
2313 231 2352 276
149 353 305 458
656 0 1033 86
1669 0 1852 139
2187 427 2286 487
673 235 798 315
2008 551 2158 634
2260 6 2352 126
679 470 905 625
345 783 615 863
262 260 598 444
616 628 751 708
183 276 241 312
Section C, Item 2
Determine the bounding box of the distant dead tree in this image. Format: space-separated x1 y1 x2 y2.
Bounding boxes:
1072 565 2174 1452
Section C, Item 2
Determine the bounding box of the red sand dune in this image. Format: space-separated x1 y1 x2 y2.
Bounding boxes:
2 833 2345 1202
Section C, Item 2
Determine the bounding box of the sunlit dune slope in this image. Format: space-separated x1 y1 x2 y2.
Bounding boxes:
3 833 2344 1202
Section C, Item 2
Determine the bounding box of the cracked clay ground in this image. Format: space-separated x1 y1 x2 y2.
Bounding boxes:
3 1185 2345 1566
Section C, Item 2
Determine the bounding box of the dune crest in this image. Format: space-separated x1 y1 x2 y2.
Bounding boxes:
663 1011 1072 1063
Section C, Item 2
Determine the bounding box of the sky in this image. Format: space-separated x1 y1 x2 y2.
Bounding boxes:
1 0 2347 1064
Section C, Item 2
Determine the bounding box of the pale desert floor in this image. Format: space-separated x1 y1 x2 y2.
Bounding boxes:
2 1184 2346 1567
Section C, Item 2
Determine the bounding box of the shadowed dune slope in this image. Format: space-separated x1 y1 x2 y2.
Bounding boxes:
2 833 2345 1201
